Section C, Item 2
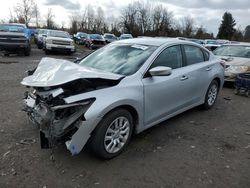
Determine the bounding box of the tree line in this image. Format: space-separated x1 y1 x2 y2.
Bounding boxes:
6 0 250 41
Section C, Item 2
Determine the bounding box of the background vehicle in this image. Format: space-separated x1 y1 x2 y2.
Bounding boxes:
85 34 106 49
204 39 221 51
213 43 250 82
34 29 39 44
186 38 205 45
36 29 48 49
22 38 224 159
119 33 133 40
0 23 31 56
43 30 75 55
73 32 88 45
103 33 117 43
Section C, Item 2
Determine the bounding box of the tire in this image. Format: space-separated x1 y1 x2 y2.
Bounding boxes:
24 48 31 56
88 109 134 159
45 50 50 55
246 90 250 98
201 80 219 110
234 88 240 95
37 44 42 49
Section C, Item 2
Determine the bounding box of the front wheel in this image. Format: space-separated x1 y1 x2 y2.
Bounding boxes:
201 80 219 110
24 48 31 56
89 109 134 159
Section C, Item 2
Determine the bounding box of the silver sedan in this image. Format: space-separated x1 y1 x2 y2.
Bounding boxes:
22 38 224 159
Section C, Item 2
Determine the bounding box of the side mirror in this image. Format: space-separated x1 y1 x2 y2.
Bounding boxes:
149 66 172 76
42 34 47 37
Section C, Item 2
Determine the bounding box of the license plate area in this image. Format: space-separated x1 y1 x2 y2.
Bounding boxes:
25 94 36 108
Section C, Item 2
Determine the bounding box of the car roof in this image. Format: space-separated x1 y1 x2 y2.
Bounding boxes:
115 37 184 46
224 42 250 46
104 33 115 35
1 23 27 28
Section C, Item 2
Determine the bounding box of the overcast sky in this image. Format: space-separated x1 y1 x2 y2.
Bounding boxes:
2 0 250 34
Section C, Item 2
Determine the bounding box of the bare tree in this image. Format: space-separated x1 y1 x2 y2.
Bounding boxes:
136 1 152 35
78 9 87 31
152 5 173 36
45 8 54 29
181 16 195 37
86 4 95 31
120 3 138 34
70 13 79 34
33 3 40 27
14 0 36 26
94 7 105 33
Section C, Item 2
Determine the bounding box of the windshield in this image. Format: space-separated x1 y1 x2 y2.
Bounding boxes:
213 45 250 58
48 31 69 38
79 44 157 75
120 34 132 39
0 24 25 33
105 35 116 39
90 34 103 40
78 33 87 38
206 40 218 45
38 29 47 35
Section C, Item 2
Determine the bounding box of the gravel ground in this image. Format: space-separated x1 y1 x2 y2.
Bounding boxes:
0 46 249 188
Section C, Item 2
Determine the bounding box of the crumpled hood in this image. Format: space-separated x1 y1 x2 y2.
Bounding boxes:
21 57 123 87
218 56 250 66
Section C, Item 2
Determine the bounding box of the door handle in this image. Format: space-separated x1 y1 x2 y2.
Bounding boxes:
180 75 188 81
206 67 212 71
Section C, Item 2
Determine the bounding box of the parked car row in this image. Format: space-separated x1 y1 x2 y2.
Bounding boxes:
179 37 233 51
73 32 133 49
35 29 75 55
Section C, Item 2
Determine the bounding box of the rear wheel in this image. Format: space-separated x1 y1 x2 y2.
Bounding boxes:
89 109 134 159
201 80 219 110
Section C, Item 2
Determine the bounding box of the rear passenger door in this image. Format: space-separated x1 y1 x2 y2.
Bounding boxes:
181 45 212 103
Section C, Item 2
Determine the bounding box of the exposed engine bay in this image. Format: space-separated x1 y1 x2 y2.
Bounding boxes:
21 57 122 154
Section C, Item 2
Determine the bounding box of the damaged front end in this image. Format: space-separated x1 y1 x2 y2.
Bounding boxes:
21 57 123 155
23 85 95 152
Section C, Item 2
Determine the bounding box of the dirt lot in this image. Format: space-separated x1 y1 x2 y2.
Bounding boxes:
0 46 250 188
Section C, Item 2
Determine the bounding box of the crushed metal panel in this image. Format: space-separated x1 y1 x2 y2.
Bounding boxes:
65 117 102 155
21 57 123 87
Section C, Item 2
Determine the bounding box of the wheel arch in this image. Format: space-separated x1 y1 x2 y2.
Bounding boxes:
213 77 221 88
102 104 139 134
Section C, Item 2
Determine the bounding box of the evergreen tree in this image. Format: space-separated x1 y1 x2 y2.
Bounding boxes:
244 25 250 42
217 12 236 40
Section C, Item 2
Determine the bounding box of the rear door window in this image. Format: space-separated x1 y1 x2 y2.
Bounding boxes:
183 45 205 65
